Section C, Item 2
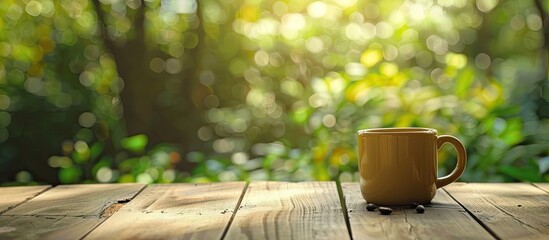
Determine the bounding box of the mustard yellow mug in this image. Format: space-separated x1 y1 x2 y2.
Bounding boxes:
357 128 466 205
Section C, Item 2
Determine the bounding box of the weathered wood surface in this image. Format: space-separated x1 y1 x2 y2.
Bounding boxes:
342 183 494 240
0 183 145 240
445 183 549 240
85 182 246 240
225 181 349 240
0 186 50 214
1 182 549 240
533 183 549 193
6 183 145 216
0 215 103 240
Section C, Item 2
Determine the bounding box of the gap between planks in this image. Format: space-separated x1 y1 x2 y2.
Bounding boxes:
224 181 352 240
80 182 351 240
342 182 494 240
0 184 146 240
532 183 549 194
442 187 501 240
80 184 149 239
84 182 248 240
444 183 549 240
221 181 490 239
0 185 52 215
224 181 350 239
9 182 545 240
335 180 354 240
219 182 249 239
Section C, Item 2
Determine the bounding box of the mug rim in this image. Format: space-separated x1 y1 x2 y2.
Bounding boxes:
358 127 437 135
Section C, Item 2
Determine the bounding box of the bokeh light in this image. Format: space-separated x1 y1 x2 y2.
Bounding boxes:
0 0 547 185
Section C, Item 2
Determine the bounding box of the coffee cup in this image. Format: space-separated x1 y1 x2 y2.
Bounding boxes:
357 128 466 205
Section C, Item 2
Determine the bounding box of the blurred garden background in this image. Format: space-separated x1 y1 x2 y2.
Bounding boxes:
0 0 548 185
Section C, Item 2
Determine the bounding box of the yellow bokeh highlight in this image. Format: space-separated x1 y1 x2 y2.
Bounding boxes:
395 113 414 127
476 81 503 107
312 144 328 163
380 62 398 77
445 53 468 69
237 4 259 22
330 147 354 166
345 81 369 103
360 49 382 67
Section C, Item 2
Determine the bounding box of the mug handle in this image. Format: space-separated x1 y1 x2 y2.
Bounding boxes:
435 135 467 188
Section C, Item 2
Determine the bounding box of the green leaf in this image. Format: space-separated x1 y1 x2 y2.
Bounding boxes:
119 158 138 173
291 107 309 124
500 118 523 145
187 151 205 163
121 134 148 153
454 67 474 97
118 174 135 183
491 105 520 116
499 165 542 182
90 142 105 161
59 167 82 184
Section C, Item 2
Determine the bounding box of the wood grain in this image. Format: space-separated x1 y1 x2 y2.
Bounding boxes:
445 183 549 239
0 215 102 240
0 185 50 214
533 183 549 194
225 181 349 240
6 183 145 216
1 182 548 240
342 183 494 240
84 182 246 240
0 183 145 240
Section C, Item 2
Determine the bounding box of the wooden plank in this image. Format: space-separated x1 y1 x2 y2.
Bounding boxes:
225 181 349 240
445 183 549 239
0 186 50 214
0 183 145 240
342 183 494 240
0 215 102 240
533 183 549 193
84 182 246 240
6 183 145 216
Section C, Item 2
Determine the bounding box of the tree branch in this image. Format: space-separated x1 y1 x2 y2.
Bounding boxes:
533 0 548 115
533 0 548 49
132 0 146 46
91 0 117 56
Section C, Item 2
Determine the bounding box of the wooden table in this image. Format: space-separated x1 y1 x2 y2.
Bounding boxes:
0 182 548 239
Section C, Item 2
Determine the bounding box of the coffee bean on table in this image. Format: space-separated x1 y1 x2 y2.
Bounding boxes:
366 203 377 211
378 207 393 215
416 205 425 213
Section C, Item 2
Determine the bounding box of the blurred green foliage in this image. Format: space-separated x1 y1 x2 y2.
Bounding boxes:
0 0 548 185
